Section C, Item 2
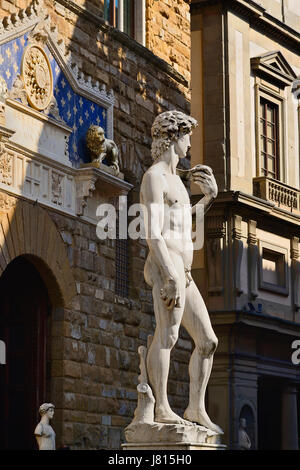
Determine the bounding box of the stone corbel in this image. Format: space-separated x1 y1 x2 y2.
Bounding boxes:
291 237 300 314
205 215 226 295
247 220 259 300
75 165 133 217
75 168 98 217
232 215 244 297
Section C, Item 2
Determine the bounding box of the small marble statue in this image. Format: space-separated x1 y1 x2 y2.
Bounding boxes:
34 403 56 450
138 110 222 433
86 125 120 175
238 418 251 450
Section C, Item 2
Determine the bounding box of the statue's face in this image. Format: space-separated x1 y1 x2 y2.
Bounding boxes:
240 418 246 428
47 407 55 420
174 133 191 159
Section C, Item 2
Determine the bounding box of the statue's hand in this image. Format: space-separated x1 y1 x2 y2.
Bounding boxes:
192 165 218 199
160 278 181 310
185 266 193 287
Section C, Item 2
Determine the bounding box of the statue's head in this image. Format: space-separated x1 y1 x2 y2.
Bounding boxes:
86 125 105 155
39 403 55 418
239 418 247 429
151 110 198 161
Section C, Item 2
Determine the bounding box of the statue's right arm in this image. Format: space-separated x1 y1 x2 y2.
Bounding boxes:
140 172 179 284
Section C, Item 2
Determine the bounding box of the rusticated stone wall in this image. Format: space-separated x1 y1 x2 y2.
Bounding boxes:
146 0 191 82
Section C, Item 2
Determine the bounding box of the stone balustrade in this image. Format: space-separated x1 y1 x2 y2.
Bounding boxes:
253 177 300 213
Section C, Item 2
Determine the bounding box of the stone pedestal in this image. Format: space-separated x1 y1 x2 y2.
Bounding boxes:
123 442 226 450
123 421 226 451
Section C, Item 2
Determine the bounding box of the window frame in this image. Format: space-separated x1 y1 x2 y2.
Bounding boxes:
104 0 146 46
259 97 280 180
254 81 286 183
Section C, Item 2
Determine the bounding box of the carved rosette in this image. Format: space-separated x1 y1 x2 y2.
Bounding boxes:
21 44 53 111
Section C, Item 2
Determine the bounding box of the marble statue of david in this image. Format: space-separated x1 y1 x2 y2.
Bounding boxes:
140 110 222 434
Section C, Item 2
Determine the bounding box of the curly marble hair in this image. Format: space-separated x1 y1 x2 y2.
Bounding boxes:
151 110 198 160
39 403 55 416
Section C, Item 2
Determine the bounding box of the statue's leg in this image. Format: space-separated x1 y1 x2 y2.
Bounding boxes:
146 254 191 425
182 281 223 434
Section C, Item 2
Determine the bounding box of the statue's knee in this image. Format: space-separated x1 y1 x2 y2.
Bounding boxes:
199 336 218 357
163 330 179 350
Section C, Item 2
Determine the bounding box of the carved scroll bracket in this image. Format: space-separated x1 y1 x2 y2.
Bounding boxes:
75 165 133 217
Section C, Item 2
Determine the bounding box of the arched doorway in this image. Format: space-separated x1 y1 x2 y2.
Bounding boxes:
0 256 51 449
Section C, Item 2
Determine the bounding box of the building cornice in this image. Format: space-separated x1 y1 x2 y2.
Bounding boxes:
210 310 300 336
55 0 188 87
193 190 300 235
191 0 300 54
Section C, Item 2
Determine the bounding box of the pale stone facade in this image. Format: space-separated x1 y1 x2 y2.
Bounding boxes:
0 0 192 450
191 0 300 450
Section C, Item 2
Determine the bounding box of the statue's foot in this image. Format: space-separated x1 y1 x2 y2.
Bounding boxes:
183 408 223 434
155 407 195 426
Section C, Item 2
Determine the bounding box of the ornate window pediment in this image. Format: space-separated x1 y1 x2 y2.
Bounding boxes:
251 51 297 88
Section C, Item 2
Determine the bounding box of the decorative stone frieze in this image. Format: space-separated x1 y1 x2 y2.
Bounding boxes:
51 171 63 205
0 147 12 186
0 191 16 211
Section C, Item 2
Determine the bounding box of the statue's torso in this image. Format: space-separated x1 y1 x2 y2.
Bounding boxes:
142 170 194 270
35 422 56 450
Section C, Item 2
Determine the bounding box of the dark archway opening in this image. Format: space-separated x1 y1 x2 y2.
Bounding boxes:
0 256 51 450
258 376 282 450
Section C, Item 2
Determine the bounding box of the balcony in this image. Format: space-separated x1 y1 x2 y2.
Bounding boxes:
253 177 300 213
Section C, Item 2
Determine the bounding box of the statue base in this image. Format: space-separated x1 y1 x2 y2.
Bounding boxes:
122 442 226 450
123 422 226 451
